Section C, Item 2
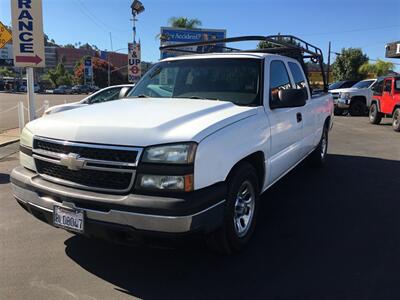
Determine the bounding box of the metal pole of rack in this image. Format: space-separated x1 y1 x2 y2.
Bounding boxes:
327 41 331 85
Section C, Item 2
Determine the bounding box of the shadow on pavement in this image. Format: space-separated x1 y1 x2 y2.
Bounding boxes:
0 173 10 184
64 154 400 299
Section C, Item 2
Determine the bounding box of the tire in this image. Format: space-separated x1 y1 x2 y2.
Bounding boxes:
369 103 383 125
206 162 259 255
334 107 345 116
393 108 400 132
349 99 367 116
308 122 329 167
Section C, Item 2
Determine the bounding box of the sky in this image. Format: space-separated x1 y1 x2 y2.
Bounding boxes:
1 0 400 69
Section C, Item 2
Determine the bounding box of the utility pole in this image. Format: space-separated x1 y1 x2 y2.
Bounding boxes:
327 41 331 85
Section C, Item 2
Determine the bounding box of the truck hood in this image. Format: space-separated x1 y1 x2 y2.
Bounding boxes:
27 97 257 146
330 87 367 94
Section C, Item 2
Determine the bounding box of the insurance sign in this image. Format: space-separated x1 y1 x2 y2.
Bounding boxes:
128 42 141 83
11 0 45 67
160 27 226 59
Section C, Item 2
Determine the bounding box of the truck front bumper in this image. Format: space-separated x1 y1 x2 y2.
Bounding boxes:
334 97 351 109
11 166 226 239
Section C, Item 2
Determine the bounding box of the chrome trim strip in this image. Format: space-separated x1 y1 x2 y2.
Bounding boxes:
32 154 135 173
34 136 143 167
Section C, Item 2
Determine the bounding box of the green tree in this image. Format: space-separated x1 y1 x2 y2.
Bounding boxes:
332 48 369 81
359 59 394 78
168 17 202 28
257 35 300 49
0 67 15 77
43 62 73 87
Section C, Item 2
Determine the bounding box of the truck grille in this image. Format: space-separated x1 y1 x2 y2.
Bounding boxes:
332 92 339 99
32 137 142 193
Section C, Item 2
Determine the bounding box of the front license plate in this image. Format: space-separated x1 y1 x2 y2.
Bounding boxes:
53 206 84 233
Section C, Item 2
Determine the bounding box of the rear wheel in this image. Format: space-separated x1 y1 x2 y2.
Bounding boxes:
206 162 259 255
393 108 400 132
369 103 383 124
308 123 328 167
349 99 366 116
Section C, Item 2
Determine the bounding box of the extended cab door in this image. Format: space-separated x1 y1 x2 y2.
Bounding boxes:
264 58 304 184
286 61 315 158
381 79 394 114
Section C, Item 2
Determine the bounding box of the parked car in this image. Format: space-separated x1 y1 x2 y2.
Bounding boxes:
71 85 91 94
11 35 333 254
333 79 377 116
43 84 134 115
369 76 400 131
19 83 40 93
53 85 72 94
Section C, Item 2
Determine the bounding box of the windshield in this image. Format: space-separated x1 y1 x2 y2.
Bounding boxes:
128 58 262 106
329 81 344 90
352 80 374 89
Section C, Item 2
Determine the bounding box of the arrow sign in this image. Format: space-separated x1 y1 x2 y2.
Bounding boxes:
15 55 43 65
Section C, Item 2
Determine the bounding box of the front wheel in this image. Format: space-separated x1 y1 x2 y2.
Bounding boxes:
349 99 366 116
206 162 259 254
393 108 400 132
369 103 383 124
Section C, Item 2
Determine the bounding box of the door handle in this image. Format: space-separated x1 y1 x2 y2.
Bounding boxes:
296 112 302 123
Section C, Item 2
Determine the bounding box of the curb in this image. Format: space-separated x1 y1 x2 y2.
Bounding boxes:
0 138 19 148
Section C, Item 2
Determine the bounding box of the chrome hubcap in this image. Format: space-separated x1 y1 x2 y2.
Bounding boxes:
234 181 255 238
394 112 400 127
370 106 376 120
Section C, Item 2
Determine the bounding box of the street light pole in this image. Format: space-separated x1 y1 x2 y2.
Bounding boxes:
108 32 113 86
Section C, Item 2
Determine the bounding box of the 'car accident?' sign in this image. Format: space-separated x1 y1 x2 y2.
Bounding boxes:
128 42 141 83
11 0 45 67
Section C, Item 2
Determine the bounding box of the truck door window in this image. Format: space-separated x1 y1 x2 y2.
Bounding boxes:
269 60 292 107
384 80 392 93
288 62 308 98
395 79 400 91
372 79 384 95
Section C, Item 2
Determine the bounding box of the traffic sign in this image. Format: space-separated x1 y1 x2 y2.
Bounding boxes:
128 42 141 83
0 21 12 49
11 0 45 68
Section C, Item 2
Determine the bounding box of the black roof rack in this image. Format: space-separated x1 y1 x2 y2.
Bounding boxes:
160 35 328 92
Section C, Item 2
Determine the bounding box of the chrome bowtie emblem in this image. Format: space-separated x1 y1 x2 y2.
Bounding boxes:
60 153 85 171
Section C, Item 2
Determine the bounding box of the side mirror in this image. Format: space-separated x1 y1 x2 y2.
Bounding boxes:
271 88 307 108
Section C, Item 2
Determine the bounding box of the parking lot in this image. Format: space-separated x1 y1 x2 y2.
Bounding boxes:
0 93 85 132
0 116 400 300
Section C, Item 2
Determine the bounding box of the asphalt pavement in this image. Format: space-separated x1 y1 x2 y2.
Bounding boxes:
0 116 400 300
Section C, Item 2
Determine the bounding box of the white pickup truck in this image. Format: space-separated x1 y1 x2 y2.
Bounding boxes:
11 35 333 254
332 79 377 116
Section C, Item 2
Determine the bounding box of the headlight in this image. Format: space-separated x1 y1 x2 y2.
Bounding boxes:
20 127 34 148
142 143 197 164
340 92 350 100
138 174 194 191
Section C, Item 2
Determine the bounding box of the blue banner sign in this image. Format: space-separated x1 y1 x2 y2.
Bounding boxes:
160 27 226 59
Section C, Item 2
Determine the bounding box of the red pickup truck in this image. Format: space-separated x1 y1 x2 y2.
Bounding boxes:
369 76 400 132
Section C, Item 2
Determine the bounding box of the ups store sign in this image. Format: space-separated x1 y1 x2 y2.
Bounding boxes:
385 41 400 58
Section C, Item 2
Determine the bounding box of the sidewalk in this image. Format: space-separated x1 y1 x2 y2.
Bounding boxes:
0 128 20 147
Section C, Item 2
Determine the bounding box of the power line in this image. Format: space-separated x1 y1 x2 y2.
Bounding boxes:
300 24 400 37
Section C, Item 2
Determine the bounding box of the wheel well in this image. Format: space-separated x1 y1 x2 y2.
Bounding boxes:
226 152 265 190
351 96 367 105
393 105 400 115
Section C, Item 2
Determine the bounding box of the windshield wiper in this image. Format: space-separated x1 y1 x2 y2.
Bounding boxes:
175 96 220 101
131 94 149 98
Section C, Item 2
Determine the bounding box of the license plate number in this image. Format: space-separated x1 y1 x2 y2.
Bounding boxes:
53 206 84 233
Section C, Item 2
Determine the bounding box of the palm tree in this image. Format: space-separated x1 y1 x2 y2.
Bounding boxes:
168 17 202 29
